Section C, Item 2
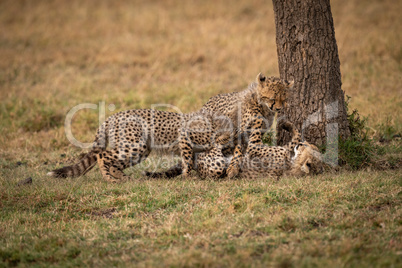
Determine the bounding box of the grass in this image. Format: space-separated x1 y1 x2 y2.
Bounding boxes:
1 169 401 267
0 0 401 266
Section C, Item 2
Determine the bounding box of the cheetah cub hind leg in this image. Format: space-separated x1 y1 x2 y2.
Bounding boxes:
97 147 150 182
97 155 131 183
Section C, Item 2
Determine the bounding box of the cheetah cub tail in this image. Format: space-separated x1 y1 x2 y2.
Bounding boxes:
47 152 98 178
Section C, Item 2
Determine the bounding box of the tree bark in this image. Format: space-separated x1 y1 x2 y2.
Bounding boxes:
272 0 350 146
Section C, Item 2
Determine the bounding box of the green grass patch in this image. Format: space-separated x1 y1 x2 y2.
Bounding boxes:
338 96 401 170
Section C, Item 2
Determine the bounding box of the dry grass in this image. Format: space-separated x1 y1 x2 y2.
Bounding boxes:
0 0 401 266
0 0 401 159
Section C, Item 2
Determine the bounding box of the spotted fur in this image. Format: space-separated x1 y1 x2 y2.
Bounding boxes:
148 120 323 179
48 109 217 182
145 74 293 179
205 120 323 179
49 73 292 181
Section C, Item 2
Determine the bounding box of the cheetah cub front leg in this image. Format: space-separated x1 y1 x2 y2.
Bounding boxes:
226 144 243 179
178 128 194 178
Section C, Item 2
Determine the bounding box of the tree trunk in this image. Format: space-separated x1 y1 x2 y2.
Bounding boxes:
272 0 350 147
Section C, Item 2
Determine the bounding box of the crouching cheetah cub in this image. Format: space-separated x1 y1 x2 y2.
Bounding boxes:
147 74 293 179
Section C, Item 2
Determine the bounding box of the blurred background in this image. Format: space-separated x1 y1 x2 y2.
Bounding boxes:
0 0 401 161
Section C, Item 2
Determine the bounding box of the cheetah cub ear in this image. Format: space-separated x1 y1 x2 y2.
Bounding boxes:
257 72 266 84
287 79 295 88
300 162 311 174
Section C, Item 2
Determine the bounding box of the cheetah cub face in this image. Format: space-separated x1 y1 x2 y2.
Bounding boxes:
291 141 324 176
256 73 294 113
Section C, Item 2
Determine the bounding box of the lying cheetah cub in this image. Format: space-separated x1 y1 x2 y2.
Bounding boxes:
146 121 323 179
224 119 324 179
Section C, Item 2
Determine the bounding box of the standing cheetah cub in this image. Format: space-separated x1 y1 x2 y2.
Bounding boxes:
48 109 219 182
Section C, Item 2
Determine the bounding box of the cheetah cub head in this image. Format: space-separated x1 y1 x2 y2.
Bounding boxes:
255 73 294 113
291 141 324 176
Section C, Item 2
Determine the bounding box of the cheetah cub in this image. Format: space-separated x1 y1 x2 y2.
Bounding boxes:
48 73 291 182
146 120 324 179
48 109 218 182
145 73 293 178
